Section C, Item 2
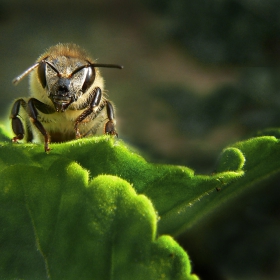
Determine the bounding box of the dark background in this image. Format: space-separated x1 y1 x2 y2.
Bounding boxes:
1 0 280 279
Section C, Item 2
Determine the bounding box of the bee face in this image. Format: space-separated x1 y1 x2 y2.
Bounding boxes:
38 55 96 112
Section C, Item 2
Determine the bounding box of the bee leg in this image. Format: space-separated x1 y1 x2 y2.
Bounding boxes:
105 100 118 137
74 87 102 138
10 98 27 143
27 98 51 152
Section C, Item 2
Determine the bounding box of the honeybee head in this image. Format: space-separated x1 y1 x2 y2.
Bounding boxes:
13 55 123 112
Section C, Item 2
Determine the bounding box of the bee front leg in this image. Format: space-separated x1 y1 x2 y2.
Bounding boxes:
10 98 26 143
28 98 52 152
74 87 102 138
105 100 118 137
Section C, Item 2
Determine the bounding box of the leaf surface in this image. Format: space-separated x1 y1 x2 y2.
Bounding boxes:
0 159 198 279
1 126 279 236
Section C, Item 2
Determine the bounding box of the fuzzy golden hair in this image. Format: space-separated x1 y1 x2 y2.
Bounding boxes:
37 43 93 62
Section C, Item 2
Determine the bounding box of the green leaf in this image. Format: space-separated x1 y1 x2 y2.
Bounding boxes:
0 124 11 142
165 135 280 235
1 125 280 278
0 124 246 235
231 135 280 190
0 160 198 279
0 129 244 235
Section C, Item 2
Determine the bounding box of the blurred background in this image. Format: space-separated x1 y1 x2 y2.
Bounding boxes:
1 0 280 278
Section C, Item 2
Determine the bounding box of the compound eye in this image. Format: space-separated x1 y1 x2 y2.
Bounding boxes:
82 66 95 92
38 61 47 88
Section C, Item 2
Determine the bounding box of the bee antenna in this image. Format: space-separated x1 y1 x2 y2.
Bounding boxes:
12 62 40 85
70 63 123 77
90 63 123 70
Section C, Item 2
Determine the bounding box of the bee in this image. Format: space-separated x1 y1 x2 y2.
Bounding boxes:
11 43 123 152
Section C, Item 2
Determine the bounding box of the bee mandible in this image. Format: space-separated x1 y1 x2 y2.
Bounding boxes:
11 43 123 152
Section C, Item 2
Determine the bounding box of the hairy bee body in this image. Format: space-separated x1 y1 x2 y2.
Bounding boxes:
11 43 122 151
26 102 108 143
